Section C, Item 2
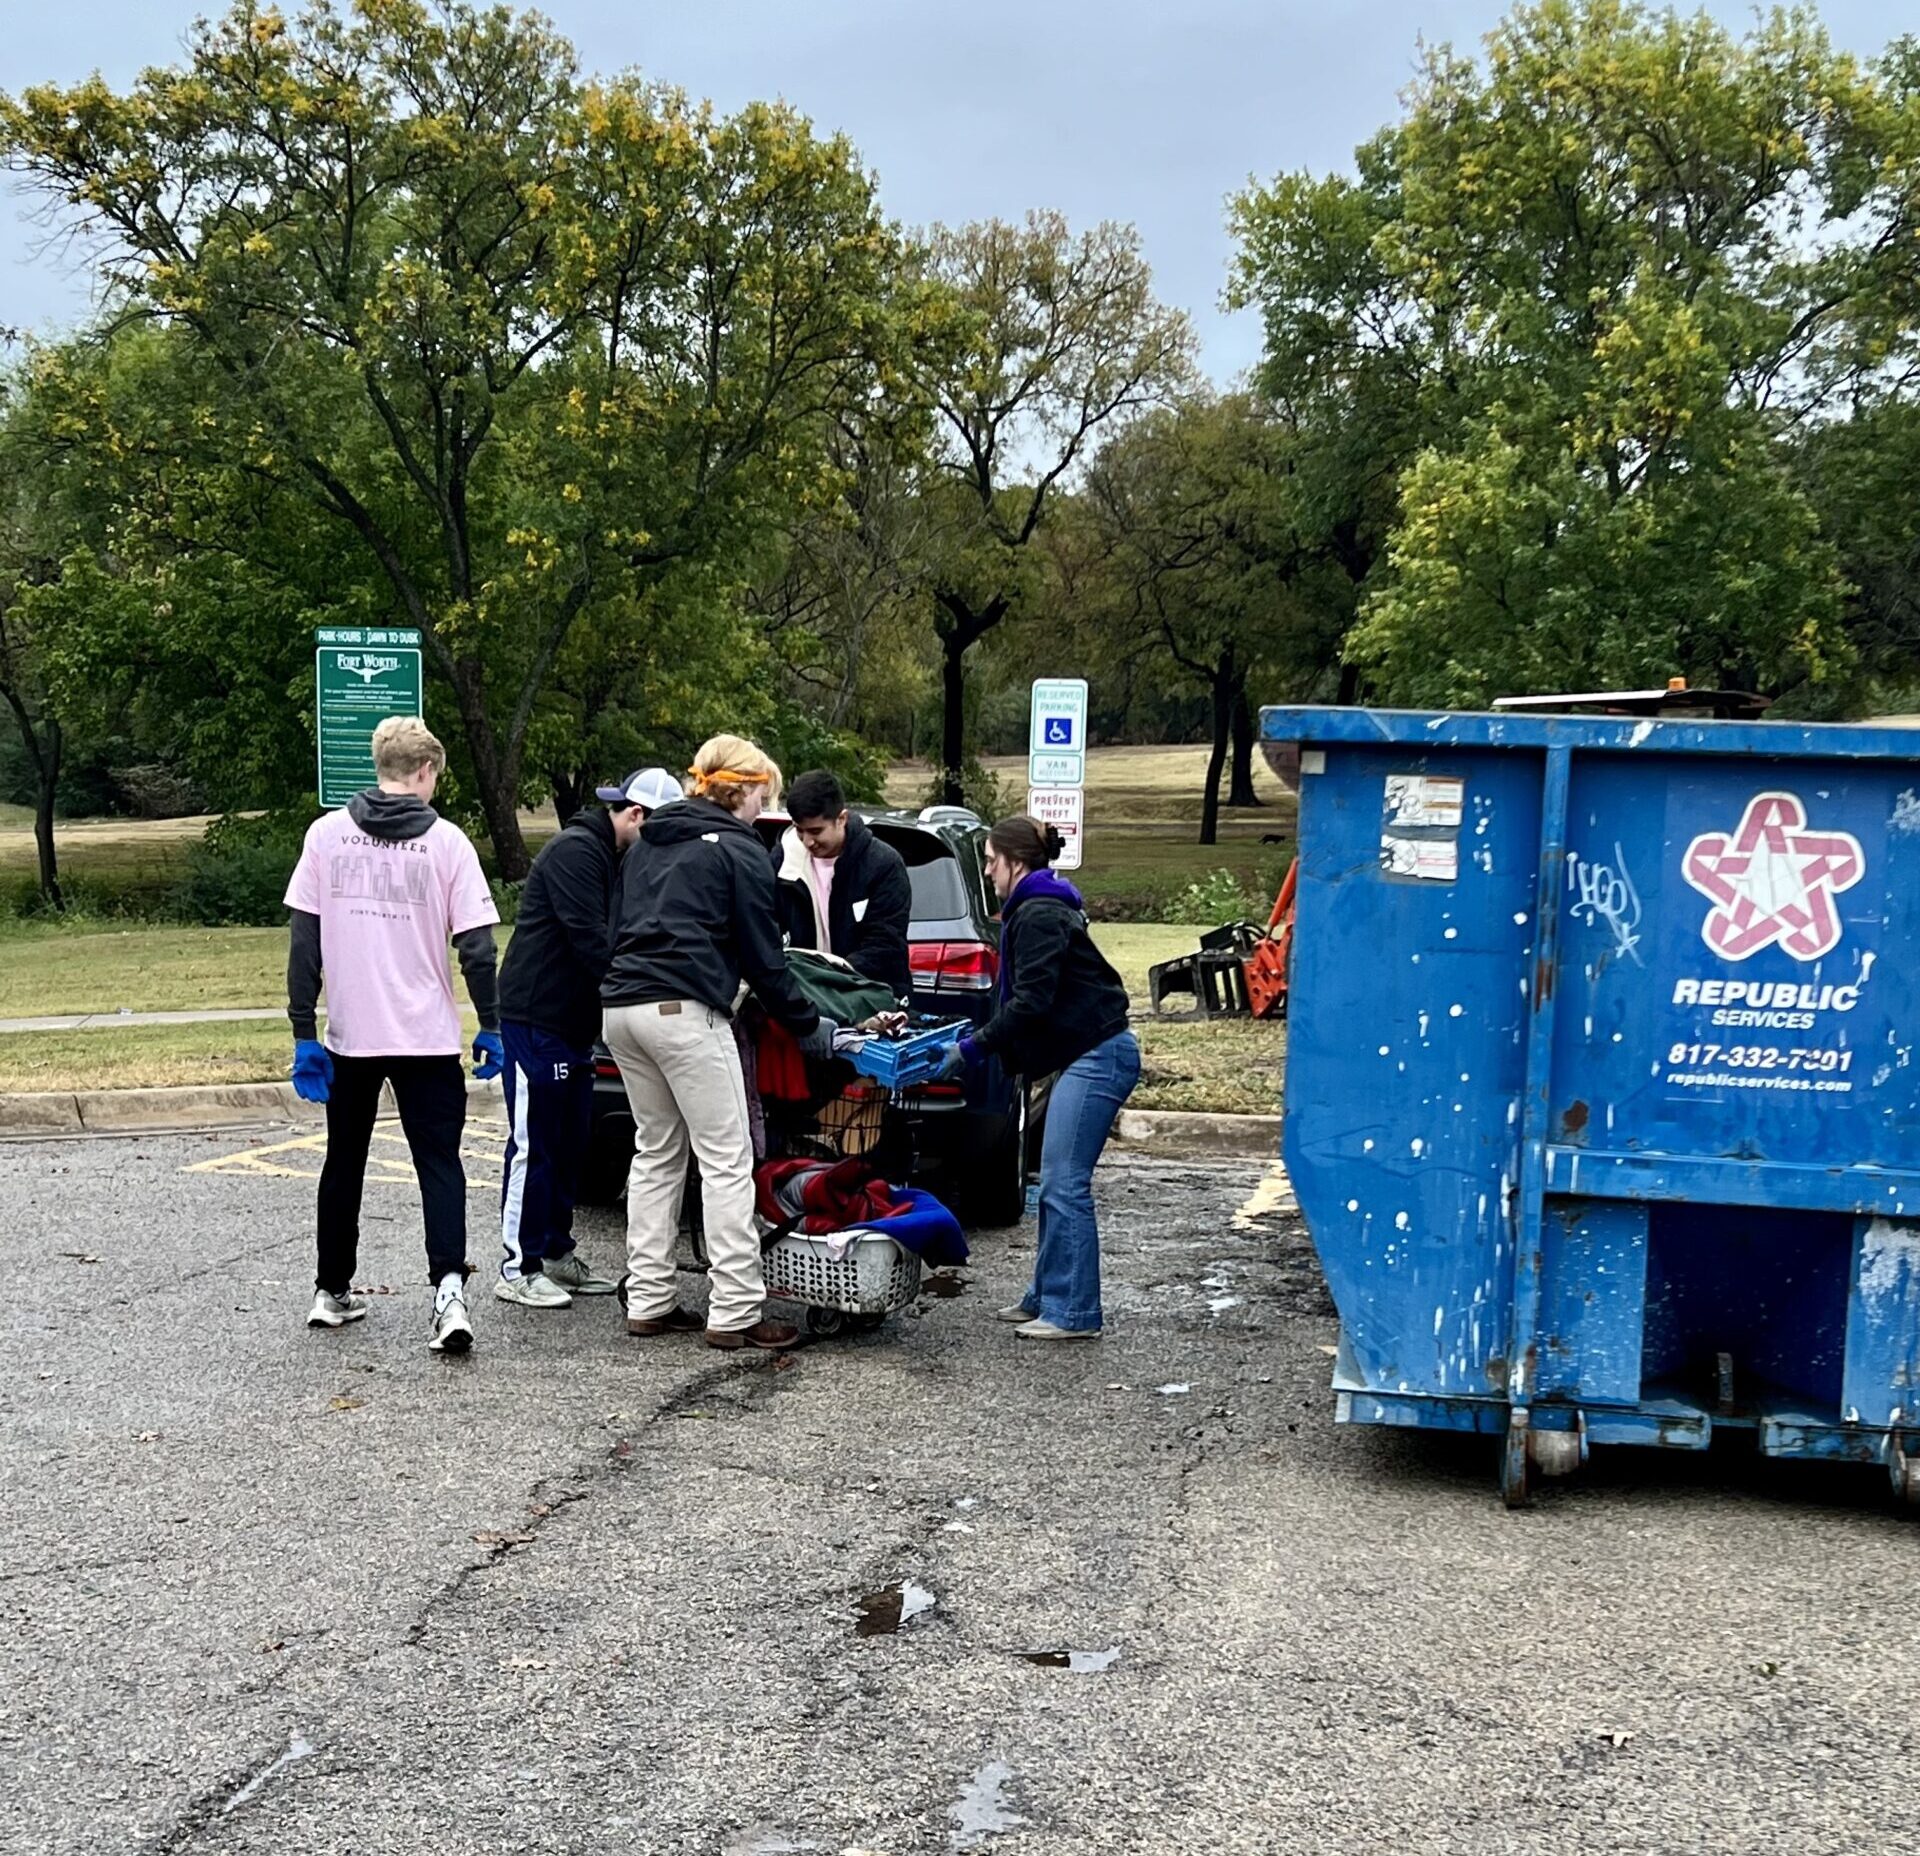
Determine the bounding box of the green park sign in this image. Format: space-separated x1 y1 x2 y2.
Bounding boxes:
315 627 425 805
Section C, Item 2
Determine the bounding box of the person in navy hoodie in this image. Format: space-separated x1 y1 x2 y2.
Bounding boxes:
937 815 1139 1339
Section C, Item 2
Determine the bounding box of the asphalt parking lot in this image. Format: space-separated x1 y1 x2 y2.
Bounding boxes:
3 1126 1916 1856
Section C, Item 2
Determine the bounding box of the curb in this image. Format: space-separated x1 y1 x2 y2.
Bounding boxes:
0 1078 509 1138
1113 1108 1280 1159
0 1081 1277 1157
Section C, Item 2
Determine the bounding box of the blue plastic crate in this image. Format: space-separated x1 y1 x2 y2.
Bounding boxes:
848 1020 966 1089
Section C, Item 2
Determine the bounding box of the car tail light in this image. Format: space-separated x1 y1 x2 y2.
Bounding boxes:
903 1081 965 1100
594 1059 621 1079
909 939 998 993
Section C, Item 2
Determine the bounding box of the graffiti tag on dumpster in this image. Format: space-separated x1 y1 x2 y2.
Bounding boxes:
1682 791 1864 961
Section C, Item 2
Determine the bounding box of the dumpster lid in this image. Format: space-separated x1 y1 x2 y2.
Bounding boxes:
1490 686 1771 720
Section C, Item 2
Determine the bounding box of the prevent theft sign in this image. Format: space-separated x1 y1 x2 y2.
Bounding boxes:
315 627 424 806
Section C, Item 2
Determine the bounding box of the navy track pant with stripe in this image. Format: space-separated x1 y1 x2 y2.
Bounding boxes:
498 1020 595 1279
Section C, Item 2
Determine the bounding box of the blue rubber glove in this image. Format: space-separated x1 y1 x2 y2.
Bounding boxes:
471 1030 504 1081
292 1039 333 1104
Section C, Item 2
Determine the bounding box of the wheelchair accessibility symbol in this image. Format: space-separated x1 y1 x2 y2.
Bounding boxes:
1044 716 1075 746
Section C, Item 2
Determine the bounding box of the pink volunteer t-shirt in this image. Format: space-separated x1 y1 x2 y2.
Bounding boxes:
284 808 499 1057
806 852 837 932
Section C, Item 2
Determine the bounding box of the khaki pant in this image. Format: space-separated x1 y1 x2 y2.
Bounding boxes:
603 1000 765 1332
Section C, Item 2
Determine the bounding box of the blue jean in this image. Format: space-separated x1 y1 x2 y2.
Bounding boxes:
1023 1030 1141 1331
498 1020 595 1279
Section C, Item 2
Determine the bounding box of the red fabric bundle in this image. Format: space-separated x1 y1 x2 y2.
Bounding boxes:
754 1157 902 1234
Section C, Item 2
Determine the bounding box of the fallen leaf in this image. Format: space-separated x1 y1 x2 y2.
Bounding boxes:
1598 1730 1634 1749
508 1656 549 1671
526 1502 553 1518
472 1529 536 1549
327 1396 363 1413
610 1439 635 1459
135 1430 161 1442
1316 1344 1339 1357
258 1640 285 1654
59 1252 101 1265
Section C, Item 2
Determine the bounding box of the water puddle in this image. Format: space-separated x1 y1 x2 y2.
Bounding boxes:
1017 1646 1121 1673
223 1734 315 1815
853 1580 937 1637
949 1760 1028 1848
920 1272 968 1298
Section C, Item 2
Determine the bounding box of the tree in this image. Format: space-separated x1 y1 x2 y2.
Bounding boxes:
908 214 1193 803
1231 1 1903 707
1081 393 1347 844
2 1 897 874
0 471 64 907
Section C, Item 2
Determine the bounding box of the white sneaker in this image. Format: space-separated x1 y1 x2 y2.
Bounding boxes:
1015 1318 1100 1342
493 1272 572 1309
430 1278 475 1354
995 1302 1038 1324
542 1251 616 1296
307 1288 369 1328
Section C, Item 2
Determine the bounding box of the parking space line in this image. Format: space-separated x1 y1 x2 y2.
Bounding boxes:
188 1125 510 1196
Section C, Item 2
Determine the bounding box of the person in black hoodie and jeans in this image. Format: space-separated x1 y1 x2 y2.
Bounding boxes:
938 815 1139 1341
492 766 684 1310
602 735 836 1352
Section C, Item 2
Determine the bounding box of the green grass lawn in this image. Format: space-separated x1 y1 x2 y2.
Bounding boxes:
0 920 291 1018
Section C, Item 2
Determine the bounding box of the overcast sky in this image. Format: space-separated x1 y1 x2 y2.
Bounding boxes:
0 0 1900 382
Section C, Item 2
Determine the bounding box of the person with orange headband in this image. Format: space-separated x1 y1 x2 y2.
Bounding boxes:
601 735 835 1352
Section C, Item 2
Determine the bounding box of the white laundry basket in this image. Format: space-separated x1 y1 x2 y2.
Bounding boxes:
761 1228 922 1319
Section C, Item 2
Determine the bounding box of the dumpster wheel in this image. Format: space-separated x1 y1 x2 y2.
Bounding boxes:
1890 1425 1920 1512
1501 1409 1533 1510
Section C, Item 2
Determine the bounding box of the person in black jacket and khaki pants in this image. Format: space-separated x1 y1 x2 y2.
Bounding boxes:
938 815 1140 1341
603 736 836 1352
493 767 683 1309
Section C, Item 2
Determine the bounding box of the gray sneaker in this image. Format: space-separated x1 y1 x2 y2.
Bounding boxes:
994 1302 1038 1325
543 1251 616 1296
1015 1318 1100 1342
307 1288 369 1328
494 1272 571 1309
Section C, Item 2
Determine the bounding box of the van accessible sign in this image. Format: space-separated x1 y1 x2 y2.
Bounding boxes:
1028 677 1088 787
315 627 424 805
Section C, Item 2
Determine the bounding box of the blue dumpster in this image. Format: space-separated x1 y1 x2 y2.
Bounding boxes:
1259 703 1920 1507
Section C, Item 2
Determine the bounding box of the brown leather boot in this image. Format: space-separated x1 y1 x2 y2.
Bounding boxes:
704 1318 802 1352
626 1306 704 1338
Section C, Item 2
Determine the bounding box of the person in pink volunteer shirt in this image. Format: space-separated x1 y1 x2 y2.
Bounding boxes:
284 716 503 1355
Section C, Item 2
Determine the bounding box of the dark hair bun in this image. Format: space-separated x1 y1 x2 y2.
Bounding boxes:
1040 823 1065 863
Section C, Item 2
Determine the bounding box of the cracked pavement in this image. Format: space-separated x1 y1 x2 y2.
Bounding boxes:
3 1130 1917 1855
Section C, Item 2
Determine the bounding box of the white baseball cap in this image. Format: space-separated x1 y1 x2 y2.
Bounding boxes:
596 766 684 811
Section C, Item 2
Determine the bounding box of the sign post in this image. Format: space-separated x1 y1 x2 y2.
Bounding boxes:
1027 676 1088 870
315 626 425 806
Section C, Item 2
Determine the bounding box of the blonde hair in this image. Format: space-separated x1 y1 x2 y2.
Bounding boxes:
688 734 782 812
371 716 446 781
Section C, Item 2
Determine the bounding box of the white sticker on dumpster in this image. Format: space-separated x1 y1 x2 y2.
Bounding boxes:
1385 775 1464 829
1380 834 1458 882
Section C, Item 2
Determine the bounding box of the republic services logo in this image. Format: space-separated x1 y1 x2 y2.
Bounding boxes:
1682 791 1864 962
